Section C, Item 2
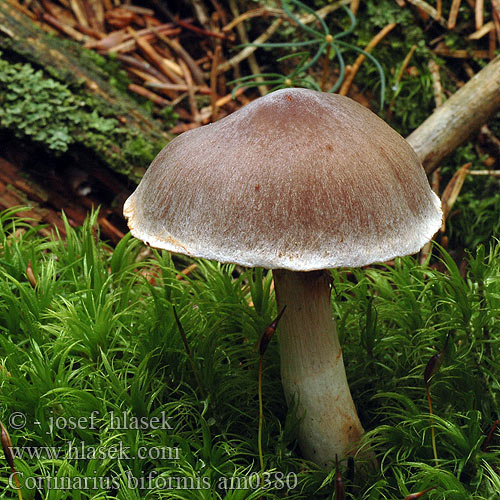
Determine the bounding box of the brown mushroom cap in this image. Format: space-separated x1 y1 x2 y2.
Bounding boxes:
124 88 442 271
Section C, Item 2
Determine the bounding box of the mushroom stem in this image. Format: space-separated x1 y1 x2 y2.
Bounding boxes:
273 269 364 467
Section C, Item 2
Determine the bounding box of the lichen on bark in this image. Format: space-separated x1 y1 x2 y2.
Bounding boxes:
0 3 173 182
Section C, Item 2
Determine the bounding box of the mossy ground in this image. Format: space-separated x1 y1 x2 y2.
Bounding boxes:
0 209 498 499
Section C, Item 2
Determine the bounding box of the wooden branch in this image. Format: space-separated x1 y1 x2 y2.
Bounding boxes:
406 54 500 174
468 169 500 177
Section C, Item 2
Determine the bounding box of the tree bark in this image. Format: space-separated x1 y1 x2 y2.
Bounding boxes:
406 55 500 174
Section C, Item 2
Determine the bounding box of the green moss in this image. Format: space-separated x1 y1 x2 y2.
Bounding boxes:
351 0 433 132
0 55 83 152
123 136 163 169
157 105 179 125
62 41 131 94
0 51 166 178
0 209 499 499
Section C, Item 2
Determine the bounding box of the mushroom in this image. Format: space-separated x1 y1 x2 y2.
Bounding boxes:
124 88 442 467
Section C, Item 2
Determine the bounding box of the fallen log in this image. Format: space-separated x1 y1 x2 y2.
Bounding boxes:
0 153 127 244
0 1 170 183
407 54 500 174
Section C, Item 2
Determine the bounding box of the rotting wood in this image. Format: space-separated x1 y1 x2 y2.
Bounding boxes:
0 2 169 182
0 154 127 243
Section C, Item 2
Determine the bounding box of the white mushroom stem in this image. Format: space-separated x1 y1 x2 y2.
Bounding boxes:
273 269 364 467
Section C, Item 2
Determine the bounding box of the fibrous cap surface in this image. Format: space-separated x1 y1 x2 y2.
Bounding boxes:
124 88 442 271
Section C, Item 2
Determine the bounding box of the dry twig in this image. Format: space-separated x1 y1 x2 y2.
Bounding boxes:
222 7 283 32
406 0 448 27
448 0 461 29
434 45 489 58
42 12 87 41
492 0 500 43
153 28 206 86
469 21 494 40
468 170 500 177
436 0 442 20
229 0 267 96
210 44 222 120
339 22 397 96
146 82 211 94
128 27 184 84
216 18 283 74
476 0 484 29
350 0 360 15
440 163 471 232
429 59 444 108
128 83 170 106
489 26 497 58
179 59 202 125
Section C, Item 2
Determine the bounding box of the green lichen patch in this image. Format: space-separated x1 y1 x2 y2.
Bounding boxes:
0 51 165 179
